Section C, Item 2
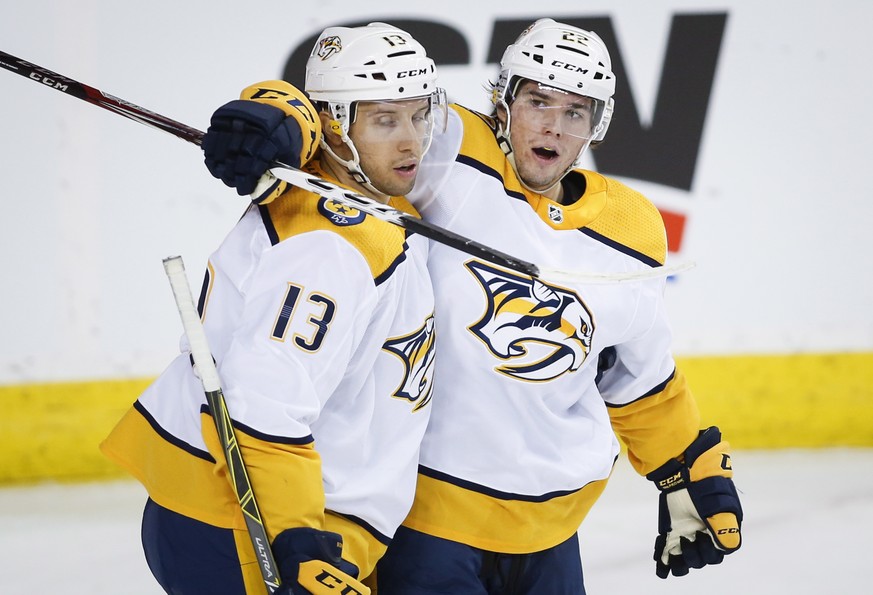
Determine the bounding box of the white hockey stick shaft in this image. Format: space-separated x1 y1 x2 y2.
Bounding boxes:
163 255 281 593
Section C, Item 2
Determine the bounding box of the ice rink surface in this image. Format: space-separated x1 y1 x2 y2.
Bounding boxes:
2 448 871 594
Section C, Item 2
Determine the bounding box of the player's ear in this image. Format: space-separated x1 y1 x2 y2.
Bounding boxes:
495 102 509 128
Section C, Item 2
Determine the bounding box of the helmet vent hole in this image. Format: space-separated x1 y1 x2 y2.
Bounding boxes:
388 50 416 58
371 73 387 81
557 44 590 58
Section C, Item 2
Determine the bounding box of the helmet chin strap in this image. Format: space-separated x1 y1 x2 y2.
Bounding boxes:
322 115 390 200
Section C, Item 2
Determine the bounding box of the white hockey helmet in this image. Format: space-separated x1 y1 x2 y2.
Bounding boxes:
494 18 615 144
304 22 447 194
306 22 439 103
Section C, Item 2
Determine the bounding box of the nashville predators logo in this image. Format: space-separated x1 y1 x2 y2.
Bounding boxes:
316 36 342 60
317 197 366 226
466 261 594 382
382 314 436 411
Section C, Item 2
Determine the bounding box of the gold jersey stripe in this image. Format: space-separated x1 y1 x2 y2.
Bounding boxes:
608 368 702 475
402 471 609 553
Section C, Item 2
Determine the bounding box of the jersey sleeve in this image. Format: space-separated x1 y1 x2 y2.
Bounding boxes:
204 231 379 540
597 278 701 476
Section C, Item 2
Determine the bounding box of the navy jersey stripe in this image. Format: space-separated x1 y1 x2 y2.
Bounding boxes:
374 241 409 286
257 203 281 246
199 404 314 446
134 400 216 463
578 227 663 268
328 510 392 546
604 368 677 408
456 154 527 202
418 465 585 502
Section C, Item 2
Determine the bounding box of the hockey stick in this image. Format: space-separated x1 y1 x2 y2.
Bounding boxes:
163 255 281 594
0 49 692 283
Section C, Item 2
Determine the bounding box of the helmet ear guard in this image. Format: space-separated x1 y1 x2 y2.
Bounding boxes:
592 97 613 144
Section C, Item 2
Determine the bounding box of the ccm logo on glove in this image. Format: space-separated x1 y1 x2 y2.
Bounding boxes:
298 559 367 595
646 426 743 578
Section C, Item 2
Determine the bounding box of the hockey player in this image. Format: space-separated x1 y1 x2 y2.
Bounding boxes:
101 23 446 595
200 18 743 594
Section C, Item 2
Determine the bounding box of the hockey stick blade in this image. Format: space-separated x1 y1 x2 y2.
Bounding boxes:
1 49 693 284
163 255 281 593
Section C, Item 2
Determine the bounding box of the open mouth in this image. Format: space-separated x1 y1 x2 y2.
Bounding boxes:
394 163 418 177
532 147 559 160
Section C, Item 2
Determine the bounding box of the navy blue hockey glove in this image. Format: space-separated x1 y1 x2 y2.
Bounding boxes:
646 426 743 578
202 100 303 199
203 81 321 204
272 527 369 594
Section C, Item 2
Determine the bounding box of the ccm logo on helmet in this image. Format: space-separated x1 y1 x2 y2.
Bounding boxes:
397 68 430 78
550 60 585 73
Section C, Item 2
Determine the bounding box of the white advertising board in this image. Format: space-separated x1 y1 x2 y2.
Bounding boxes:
1 0 870 382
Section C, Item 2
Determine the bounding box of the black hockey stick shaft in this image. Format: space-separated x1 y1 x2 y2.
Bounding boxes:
0 49 542 278
163 256 281 593
0 50 204 144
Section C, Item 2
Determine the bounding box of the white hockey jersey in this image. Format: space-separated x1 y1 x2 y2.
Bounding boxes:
401 105 701 553
102 161 435 577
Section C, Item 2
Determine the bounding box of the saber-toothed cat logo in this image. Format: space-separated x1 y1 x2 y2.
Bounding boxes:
316 35 342 60
382 314 436 411
465 261 594 382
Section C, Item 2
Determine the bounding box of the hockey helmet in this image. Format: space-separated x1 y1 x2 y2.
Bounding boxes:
494 18 615 143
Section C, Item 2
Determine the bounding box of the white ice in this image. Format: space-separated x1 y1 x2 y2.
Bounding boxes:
2 449 871 594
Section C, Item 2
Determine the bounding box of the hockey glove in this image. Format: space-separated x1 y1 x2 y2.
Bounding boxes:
203 99 301 197
272 527 370 595
203 81 321 204
646 426 743 578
